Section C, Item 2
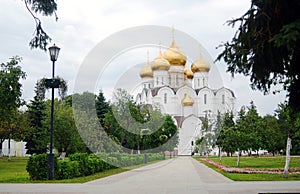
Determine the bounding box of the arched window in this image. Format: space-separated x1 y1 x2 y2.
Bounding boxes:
222 94 225 105
164 93 167 104
204 94 207 104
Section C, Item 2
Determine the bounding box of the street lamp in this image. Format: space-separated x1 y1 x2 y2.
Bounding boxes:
141 128 150 163
47 44 60 180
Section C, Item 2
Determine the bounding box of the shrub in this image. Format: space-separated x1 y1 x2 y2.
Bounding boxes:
26 153 58 180
56 160 80 180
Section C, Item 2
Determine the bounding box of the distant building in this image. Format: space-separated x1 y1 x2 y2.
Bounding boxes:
1 139 27 157
136 37 235 155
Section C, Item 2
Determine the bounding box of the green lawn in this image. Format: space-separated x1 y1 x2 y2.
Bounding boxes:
195 156 300 181
0 156 163 183
0 157 30 183
211 156 300 168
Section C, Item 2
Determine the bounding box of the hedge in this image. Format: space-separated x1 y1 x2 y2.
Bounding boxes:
27 152 165 180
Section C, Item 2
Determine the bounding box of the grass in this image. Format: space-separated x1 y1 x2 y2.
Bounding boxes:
0 156 164 183
195 156 300 181
210 156 300 169
0 157 30 183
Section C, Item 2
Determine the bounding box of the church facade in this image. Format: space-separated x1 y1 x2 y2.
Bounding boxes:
136 38 235 155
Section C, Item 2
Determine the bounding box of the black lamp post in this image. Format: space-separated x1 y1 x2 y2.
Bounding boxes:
141 129 150 163
47 44 60 180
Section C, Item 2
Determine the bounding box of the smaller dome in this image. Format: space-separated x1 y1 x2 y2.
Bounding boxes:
163 39 187 66
191 54 210 73
140 62 153 78
181 93 194 106
152 51 170 71
184 65 194 80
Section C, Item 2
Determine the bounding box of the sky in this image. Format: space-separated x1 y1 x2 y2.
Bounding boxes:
0 0 287 116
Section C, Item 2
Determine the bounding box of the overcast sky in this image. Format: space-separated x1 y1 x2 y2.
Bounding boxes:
1 0 287 116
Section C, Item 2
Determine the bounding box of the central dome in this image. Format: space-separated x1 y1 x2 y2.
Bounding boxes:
163 39 186 66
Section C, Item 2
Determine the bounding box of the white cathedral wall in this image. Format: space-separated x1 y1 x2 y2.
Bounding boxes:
156 87 178 115
215 88 235 113
153 70 169 88
197 88 215 117
178 116 201 155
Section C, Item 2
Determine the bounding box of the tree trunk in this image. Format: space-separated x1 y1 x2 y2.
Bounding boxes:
237 149 241 167
283 137 292 178
8 138 11 161
0 140 3 157
219 147 222 161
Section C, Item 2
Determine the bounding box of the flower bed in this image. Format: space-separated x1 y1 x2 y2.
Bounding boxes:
199 158 300 175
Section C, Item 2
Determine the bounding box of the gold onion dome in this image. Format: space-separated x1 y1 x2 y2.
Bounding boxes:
181 93 194 106
151 51 170 71
163 39 187 66
191 53 211 73
184 65 194 80
140 61 153 78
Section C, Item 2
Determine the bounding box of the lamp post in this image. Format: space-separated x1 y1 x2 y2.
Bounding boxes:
47 44 60 180
141 129 150 163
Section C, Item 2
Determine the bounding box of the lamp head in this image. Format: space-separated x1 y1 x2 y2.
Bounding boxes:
48 44 60 62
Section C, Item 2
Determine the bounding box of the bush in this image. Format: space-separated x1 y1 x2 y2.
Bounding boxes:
27 152 165 180
56 160 80 180
69 153 89 176
26 153 58 180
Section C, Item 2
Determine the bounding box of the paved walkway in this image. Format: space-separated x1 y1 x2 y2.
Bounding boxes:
1 157 300 194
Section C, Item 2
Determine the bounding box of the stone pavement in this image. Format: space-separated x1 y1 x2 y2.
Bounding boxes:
1 157 300 194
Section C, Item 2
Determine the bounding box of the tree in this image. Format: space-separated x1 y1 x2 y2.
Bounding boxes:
216 112 235 156
43 99 86 155
263 115 284 155
25 82 48 154
95 90 110 127
103 89 178 153
0 57 26 158
275 103 300 155
24 0 58 50
216 0 300 111
72 92 120 153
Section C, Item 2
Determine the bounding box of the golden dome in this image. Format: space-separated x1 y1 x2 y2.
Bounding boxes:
151 51 170 71
191 53 211 73
181 93 194 106
184 65 194 80
140 61 153 78
163 39 187 66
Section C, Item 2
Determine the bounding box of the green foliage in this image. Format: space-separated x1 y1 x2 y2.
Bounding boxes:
25 82 47 154
0 57 26 150
216 112 236 155
56 160 80 180
26 153 58 180
42 99 86 154
24 0 58 50
95 90 110 127
216 101 300 156
263 115 284 155
104 89 178 152
275 102 300 154
216 0 300 111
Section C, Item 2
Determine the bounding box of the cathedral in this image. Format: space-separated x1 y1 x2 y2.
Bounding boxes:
136 37 235 155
